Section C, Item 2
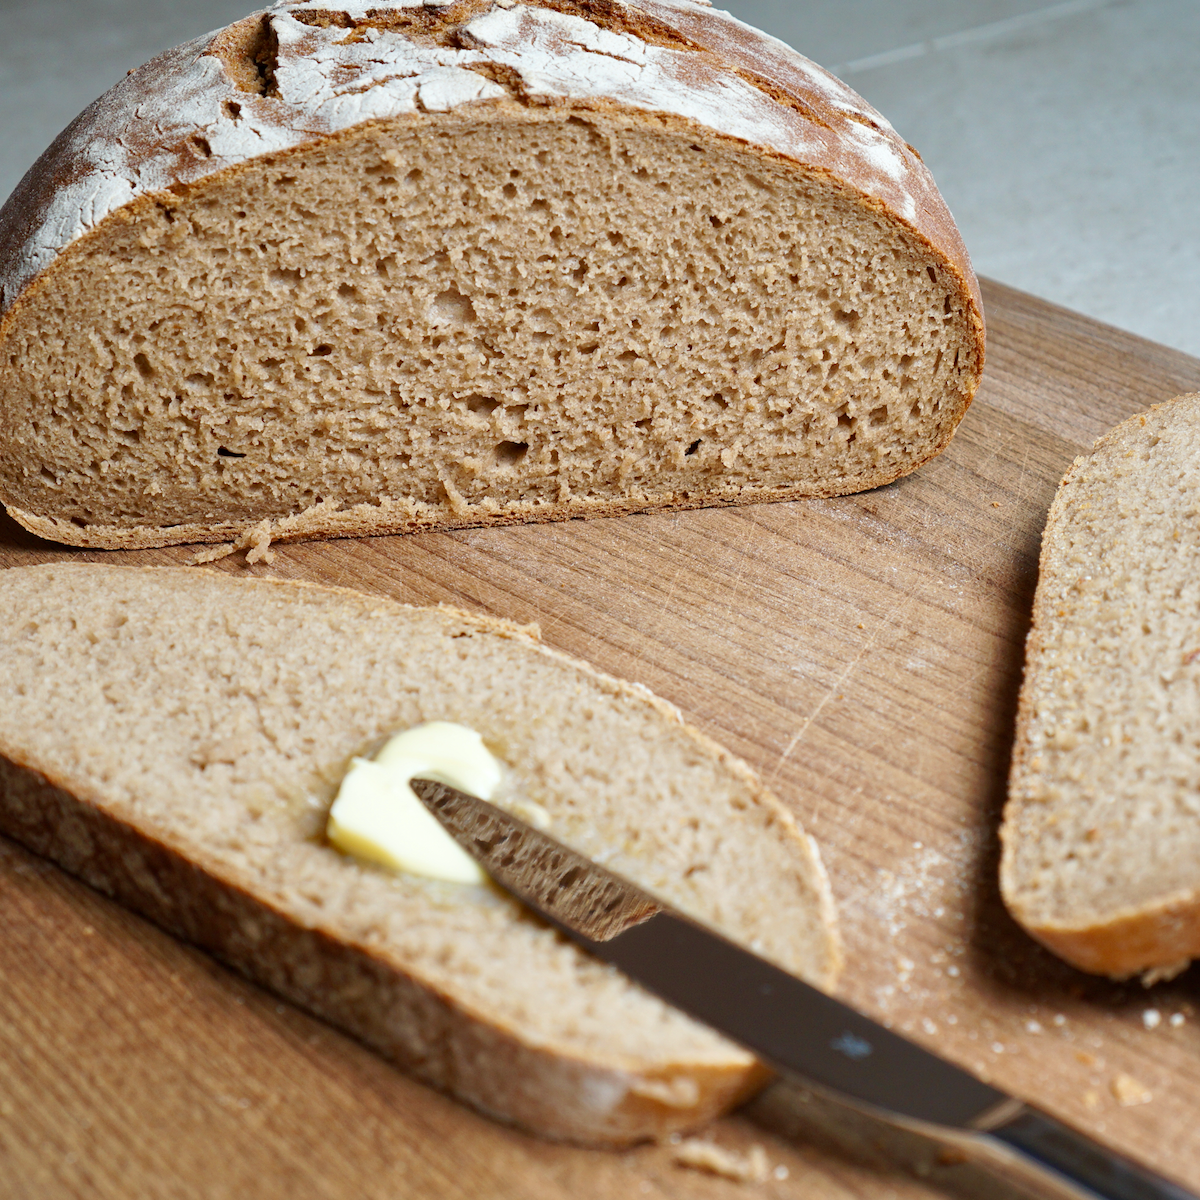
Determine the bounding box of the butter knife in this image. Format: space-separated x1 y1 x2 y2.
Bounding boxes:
410 778 1194 1200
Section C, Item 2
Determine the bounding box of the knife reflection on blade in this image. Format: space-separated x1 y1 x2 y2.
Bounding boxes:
409 777 1193 1200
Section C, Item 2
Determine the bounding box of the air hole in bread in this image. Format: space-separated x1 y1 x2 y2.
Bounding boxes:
495 440 529 466
465 395 500 416
429 287 477 328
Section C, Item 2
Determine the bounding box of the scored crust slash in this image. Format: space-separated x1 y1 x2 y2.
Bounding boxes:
0 0 982 551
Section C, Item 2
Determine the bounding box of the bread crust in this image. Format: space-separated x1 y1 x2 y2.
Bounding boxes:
0 1 984 550
1008 888 1200 981
4 447 961 551
1001 395 1200 979
0 564 837 1142
0 2 981 320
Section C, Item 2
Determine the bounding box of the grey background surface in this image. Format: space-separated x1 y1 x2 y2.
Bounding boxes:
1 0 1196 355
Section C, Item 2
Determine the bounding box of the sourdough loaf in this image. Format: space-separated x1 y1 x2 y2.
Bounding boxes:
0 562 839 1143
0 0 984 551
1002 395 1200 979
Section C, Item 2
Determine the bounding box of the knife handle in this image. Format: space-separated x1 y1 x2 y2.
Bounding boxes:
978 1105 1196 1200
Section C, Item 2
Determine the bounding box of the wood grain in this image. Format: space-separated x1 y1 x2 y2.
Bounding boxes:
3 278 1200 1199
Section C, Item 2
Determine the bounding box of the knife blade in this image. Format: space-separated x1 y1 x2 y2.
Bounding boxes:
410 777 1195 1200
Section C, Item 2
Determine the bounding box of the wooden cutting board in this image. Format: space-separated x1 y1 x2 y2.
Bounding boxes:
3 278 1199 1200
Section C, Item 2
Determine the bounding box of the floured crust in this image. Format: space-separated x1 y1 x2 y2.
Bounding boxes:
0 563 838 1143
0 0 979 316
1002 395 1200 979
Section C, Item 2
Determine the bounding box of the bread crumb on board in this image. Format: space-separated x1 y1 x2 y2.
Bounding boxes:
187 519 275 567
1110 1073 1153 1107
669 1138 776 1184
188 543 235 566
240 520 275 565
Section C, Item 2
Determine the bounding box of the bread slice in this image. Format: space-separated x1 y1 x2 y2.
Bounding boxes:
0 562 839 1144
0 0 983 551
1002 395 1200 979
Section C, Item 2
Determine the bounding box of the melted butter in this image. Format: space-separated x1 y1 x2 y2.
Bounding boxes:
326 721 502 885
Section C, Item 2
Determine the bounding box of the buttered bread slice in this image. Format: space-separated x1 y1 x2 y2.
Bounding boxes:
0 563 839 1144
0 0 983 550
1003 395 1200 979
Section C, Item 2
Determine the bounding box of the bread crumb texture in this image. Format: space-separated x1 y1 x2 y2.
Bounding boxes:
1110 1073 1153 1108
670 1137 772 1183
0 0 982 549
1002 394 1200 977
0 563 838 1144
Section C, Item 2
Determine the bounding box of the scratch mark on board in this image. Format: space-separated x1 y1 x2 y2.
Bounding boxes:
770 608 895 782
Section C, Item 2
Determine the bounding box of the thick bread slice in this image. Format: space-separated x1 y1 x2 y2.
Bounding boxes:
1002 395 1200 979
0 562 839 1144
0 0 983 551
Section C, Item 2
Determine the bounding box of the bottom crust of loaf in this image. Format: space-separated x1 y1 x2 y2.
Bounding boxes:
1010 892 1200 982
7 471 912 552
0 751 770 1144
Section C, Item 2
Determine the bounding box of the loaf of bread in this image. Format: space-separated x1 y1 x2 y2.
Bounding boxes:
1002 395 1200 980
0 0 983 551
0 563 839 1143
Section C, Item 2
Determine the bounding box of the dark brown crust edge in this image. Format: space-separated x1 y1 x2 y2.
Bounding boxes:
1017 895 1200 981
1000 395 1200 980
0 749 770 1144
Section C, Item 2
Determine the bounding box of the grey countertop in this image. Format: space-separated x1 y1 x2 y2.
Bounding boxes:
1 0 1197 356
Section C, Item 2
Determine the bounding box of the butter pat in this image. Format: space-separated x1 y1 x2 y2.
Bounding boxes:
327 721 502 885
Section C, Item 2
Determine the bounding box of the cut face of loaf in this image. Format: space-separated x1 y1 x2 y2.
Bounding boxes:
0 0 984 550
0 563 839 1144
1002 394 1200 980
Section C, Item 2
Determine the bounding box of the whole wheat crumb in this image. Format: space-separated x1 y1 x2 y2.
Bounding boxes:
236 519 275 565
0 561 842 1144
1004 398 1200 979
1110 1073 1152 1107
187 542 236 566
670 1139 771 1184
